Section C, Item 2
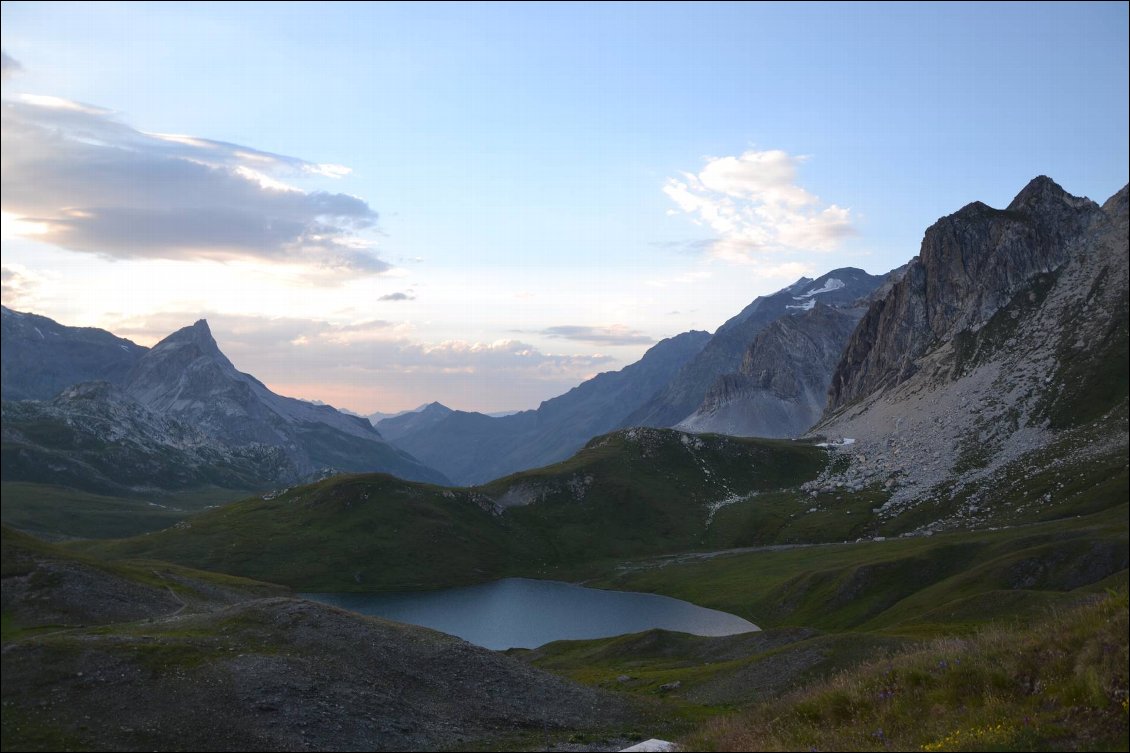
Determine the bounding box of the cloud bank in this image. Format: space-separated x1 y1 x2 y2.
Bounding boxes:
1 86 387 275
108 312 615 413
664 149 855 263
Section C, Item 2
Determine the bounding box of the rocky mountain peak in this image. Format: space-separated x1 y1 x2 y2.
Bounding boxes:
828 176 1110 412
1102 182 1130 220
152 318 223 357
1006 175 1076 213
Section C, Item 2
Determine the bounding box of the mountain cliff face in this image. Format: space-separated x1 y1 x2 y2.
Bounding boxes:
829 177 1100 409
622 268 886 429
678 302 868 437
814 177 1128 529
385 330 711 485
0 306 146 401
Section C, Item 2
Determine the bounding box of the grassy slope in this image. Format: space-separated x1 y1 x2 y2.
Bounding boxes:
683 589 1129 752
0 482 250 540
85 474 524 591
85 430 829 590
1 525 287 641
512 509 1127 749
588 504 1128 633
487 430 826 564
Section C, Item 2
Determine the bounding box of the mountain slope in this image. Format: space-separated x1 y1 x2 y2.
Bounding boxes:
0 306 146 401
814 177 1129 528
623 268 886 429
1 381 291 496
387 330 711 485
677 302 868 438
375 401 453 441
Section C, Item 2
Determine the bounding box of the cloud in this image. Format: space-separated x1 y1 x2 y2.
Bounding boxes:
1 265 43 307
379 292 415 301
0 93 388 276
1 51 21 80
664 149 855 262
106 312 616 412
540 325 655 346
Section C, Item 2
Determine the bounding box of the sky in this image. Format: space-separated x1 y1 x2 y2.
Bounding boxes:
2 2 1127 414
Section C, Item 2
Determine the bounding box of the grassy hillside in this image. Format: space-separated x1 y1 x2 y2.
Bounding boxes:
512 508 1127 750
486 429 826 564
683 588 1128 751
86 429 828 590
0 482 249 540
588 504 1128 634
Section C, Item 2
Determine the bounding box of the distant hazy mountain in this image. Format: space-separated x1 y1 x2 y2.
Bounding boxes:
677 267 903 438
1 306 147 401
385 330 711 485
621 268 887 429
376 402 454 442
387 268 890 485
1 314 449 489
677 302 869 438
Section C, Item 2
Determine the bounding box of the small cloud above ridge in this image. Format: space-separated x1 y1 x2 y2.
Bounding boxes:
540 324 655 346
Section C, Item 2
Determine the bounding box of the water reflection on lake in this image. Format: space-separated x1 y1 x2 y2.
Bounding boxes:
305 578 759 650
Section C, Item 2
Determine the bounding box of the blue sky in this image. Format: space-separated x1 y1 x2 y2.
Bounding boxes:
2 1 1127 412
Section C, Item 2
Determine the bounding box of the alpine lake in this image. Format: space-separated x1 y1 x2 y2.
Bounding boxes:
304 578 759 650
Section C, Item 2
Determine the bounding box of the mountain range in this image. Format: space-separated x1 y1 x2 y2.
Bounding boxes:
1 312 448 491
2 176 1126 512
380 267 888 484
81 175 1128 583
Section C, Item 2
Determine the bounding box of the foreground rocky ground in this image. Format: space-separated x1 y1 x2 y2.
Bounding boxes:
1 528 640 751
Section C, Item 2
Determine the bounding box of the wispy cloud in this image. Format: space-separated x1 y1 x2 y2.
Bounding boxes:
1 83 387 277
379 291 416 301
540 325 655 346
664 149 855 263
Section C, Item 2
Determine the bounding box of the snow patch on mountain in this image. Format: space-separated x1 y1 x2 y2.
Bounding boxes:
794 277 845 299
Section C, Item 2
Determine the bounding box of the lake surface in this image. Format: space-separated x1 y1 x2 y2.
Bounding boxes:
304 578 759 650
